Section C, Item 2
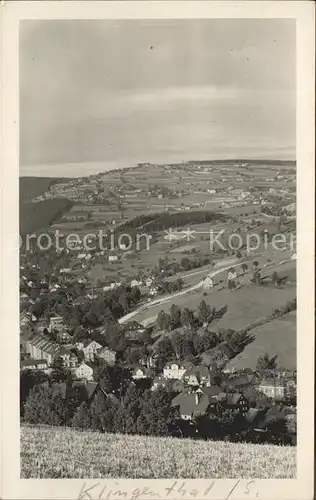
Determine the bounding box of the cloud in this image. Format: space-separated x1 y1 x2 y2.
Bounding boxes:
123 86 238 106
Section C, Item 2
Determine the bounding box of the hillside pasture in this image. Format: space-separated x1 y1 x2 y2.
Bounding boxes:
132 270 296 330
21 425 296 479
224 311 296 371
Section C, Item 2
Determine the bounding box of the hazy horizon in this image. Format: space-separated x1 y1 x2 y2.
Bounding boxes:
20 19 296 177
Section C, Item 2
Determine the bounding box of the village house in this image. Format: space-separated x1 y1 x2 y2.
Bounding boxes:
21 358 50 374
51 380 107 406
145 277 154 287
225 374 255 392
60 268 72 274
48 315 64 333
182 365 212 386
56 331 72 344
72 362 94 382
202 343 232 370
97 346 116 365
20 310 30 327
131 366 154 380
152 377 185 392
201 385 222 399
139 353 156 368
203 276 214 290
257 377 291 400
25 334 61 365
57 351 78 369
76 340 103 362
254 404 296 437
225 393 250 416
227 269 237 282
130 279 143 288
110 282 122 290
171 389 214 420
149 286 159 297
163 362 194 380
108 254 118 263
152 377 168 390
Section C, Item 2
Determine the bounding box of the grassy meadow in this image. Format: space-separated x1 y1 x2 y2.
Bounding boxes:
21 425 296 479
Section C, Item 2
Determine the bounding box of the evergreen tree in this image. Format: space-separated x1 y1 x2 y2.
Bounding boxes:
20 369 49 416
169 304 181 330
155 337 174 372
72 402 91 429
89 392 120 433
180 308 195 329
157 310 171 331
197 300 212 325
24 385 67 426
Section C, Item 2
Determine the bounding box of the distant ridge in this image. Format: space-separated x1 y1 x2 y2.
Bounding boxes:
20 158 296 181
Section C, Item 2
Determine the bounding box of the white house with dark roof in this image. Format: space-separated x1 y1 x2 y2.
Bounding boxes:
163 362 194 380
77 340 102 362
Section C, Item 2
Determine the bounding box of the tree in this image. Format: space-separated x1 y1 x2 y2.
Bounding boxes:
181 257 192 270
197 300 212 326
137 387 178 436
256 353 278 372
174 277 184 291
50 359 72 383
228 330 253 355
180 308 195 329
122 384 142 434
171 331 183 360
20 369 49 416
23 385 67 426
157 310 171 331
241 263 248 274
89 392 120 433
94 363 132 400
72 402 91 429
156 337 174 372
252 269 262 285
169 304 181 330
195 413 222 439
272 271 279 287
180 335 196 361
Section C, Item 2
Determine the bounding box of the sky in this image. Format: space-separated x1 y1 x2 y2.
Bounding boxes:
20 19 296 177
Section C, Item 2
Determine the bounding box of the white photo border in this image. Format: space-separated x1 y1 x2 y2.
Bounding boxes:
1 2 314 499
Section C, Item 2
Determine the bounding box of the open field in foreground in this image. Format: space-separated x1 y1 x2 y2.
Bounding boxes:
21 426 296 479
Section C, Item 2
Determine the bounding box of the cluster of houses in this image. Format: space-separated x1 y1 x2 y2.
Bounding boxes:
21 314 117 381
21 312 297 425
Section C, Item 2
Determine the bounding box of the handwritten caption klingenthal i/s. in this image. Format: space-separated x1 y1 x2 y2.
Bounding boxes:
77 479 259 500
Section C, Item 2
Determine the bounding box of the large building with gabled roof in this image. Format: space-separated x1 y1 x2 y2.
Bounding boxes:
25 334 61 365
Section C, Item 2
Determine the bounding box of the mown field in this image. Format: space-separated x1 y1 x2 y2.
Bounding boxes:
21 426 296 479
224 311 296 371
131 266 296 329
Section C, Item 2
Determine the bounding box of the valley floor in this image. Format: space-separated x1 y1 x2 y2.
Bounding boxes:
21 425 296 479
